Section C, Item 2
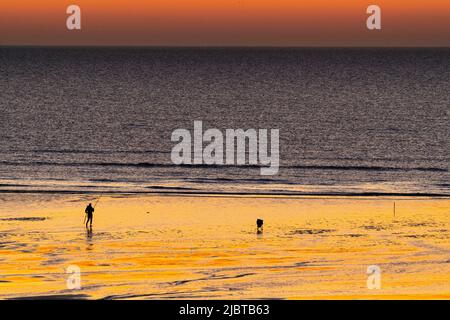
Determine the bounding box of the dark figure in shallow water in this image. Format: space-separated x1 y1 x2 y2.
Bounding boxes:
85 203 94 228
256 219 264 235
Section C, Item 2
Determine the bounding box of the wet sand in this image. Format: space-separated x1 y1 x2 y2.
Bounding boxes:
0 194 449 299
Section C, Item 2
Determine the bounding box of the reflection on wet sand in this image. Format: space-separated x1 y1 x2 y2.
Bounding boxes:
0 194 449 299
86 227 93 251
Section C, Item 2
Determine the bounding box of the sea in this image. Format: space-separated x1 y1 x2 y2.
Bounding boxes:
0 47 449 196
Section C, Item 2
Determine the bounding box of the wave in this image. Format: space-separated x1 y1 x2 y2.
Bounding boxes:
0 161 447 172
145 186 198 191
0 189 448 198
437 183 450 188
185 177 293 184
286 165 448 172
0 149 170 155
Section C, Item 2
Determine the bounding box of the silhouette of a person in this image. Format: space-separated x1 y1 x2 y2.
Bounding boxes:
256 219 264 235
85 203 94 228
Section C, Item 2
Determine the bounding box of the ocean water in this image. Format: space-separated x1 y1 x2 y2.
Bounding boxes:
0 47 449 196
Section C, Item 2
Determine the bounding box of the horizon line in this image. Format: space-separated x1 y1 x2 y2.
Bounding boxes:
1 44 450 49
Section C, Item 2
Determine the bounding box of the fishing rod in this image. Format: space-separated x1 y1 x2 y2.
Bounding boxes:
93 192 104 209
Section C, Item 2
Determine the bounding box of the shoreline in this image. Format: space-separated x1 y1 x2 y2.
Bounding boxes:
0 190 449 199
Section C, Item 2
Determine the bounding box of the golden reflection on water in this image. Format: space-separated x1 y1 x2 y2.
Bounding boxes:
0 194 449 299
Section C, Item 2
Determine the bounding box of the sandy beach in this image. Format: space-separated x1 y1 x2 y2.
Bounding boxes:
0 193 448 299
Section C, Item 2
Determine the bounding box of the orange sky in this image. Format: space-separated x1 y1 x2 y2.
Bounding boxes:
0 0 449 46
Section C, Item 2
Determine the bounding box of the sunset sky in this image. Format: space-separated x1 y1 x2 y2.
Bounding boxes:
1 0 449 46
